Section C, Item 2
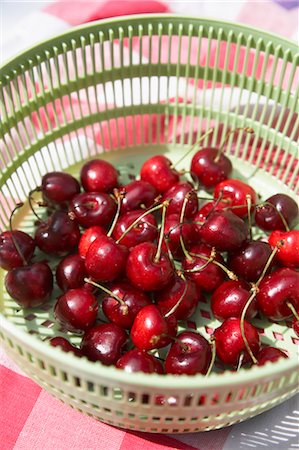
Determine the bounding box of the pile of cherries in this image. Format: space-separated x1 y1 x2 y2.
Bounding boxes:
1 127 298 377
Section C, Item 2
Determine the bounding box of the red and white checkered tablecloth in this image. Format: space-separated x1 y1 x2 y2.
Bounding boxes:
1 1 299 449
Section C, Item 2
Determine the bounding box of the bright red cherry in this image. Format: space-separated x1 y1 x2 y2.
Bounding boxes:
78 225 106 259
55 254 87 291
214 179 257 218
199 210 248 252
80 159 118 193
85 235 128 282
190 147 232 189
256 347 288 366
213 317 260 367
131 304 177 351
49 336 82 357
81 323 128 365
162 214 199 260
0 230 35 271
211 280 257 321
70 192 116 228
41 171 80 207
5 262 53 308
54 288 98 333
116 349 164 374
228 240 273 282
140 155 179 193
269 230 299 268
256 267 299 321
255 193 298 232
121 180 157 213
112 210 157 249
162 182 198 218
126 242 174 291
35 211 81 256
165 331 212 375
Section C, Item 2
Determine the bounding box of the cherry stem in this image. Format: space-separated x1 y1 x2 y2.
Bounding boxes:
256 246 278 287
107 189 125 237
246 194 253 241
237 352 245 372
173 128 214 168
28 189 44 223
215 127 254 162
205 191 226 221
188 251 238 280
154 201 169 262
115 201 164 244
84 278 127 310
240 289 258 365
287 302 299 322
206 337 216 377
162 237 177 271
161 334 189 352
164 282 188 318
9 202 27 266
179 194 193 262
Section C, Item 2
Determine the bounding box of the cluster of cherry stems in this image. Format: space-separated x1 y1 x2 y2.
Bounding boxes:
1 127 298 377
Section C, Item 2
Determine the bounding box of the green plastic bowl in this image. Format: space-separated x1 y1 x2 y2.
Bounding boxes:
0 15 298 433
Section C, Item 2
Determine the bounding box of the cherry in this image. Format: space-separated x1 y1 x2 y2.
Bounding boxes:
85 235 128 282
130 304 177 351
80 159 118 193
156 276 199 320
54 288 98 333
121 180 157 213
255 193 298 232
213 317 260 367
112 209 157 249
41 171 80 207
78 225 106 259
227 240 273 282
256 267 299 321
292 317 299 337
35 210 81 256
140 155 179 193
199 210 248 252
49 336 82 357
193 200 227 232
214 179 257 218
81 323 128 365
211 280 258 321
256 347 288 366
162 182 198 218
162 214 199 260
0 230 35 271
116 349 164 374
55 254 87 292
165 331 212 375
5 262 53 308
269 230 299 268
70 192 116 228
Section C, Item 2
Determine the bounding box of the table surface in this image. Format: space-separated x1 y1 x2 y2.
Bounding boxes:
1 1 299 449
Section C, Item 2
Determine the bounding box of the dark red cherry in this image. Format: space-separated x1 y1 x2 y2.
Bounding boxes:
256 347 288 366
121 180 157 213
81 323 128 365
140 155 179 193
112 210 157 249
211 280 258 321
190 147 232 189
156 276 199 320
0 230 35 271
199 210 248 252
165 331 212 375
54 288 98 333
49 336 82 357
193 200 227 232
255 194 298 232
116 349 164 374
70 192 116 228
256 267 299 321
214 179 257 218
182 243 225 292
85 235 128 282
162 214 199 260
269 230 299 269
78 225 106 259
41 171 80 207
213 317 260 367
162 182 198 218
55 254 87 291
126 242 174 291
101 282 152 329
80 159 118 193
35 211 81 256
131 304 177 351
228 240 273 282
5 262 53 308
